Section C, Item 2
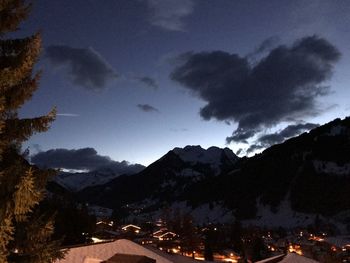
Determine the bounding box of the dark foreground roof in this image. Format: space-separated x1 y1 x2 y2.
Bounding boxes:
102 253 156 263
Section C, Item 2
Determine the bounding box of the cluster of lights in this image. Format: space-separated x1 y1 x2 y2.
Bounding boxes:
288 244 303 255
267 245 276 252
341 246 348 252
171 247 180 253
308 235 324 242
141 240 153 245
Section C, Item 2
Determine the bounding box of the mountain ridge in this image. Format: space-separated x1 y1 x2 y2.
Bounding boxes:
56 117 350 230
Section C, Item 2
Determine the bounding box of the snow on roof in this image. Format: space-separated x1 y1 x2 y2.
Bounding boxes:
153 229 168 236
83 258 101 263
122 224 141 230
56 239 172 263
255 254 284 263
159 232 177 238
256 253 319 263
279 253 319 263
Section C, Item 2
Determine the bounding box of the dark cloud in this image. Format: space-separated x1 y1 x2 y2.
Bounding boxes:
247 122 319 154
46 45 118 91
279 122 319 138
246 144 265 154
226 129 258 144
247 36 280 63
258 133 284 146
31 148 145 174
136 76 158 89
146 0 194 31
236 148 243 156
137 104 160 113
254 36 280 54
170 36 340 143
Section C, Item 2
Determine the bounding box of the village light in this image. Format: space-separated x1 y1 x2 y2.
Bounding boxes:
223 259 237 263
91 237 105 243
289 244 303 255
288 245 293 252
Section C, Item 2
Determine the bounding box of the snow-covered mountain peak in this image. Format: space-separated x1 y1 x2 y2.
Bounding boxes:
53 170 120 192
172 145 237 166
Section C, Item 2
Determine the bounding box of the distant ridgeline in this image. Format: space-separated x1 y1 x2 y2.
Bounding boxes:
51 117 350 228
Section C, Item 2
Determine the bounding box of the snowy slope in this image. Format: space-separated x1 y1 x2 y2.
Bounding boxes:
243 199 347 232
128 200 234 225
172 145 237 170
53 170 121 192
244 199 315 228
313 160 350 176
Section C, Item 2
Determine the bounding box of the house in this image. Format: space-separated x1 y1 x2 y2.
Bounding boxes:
152 228 168 238
96 220 114 231
158 232 177 241
152 228 178 240
56 239 172 263
121 224 141 233
56 239 208 263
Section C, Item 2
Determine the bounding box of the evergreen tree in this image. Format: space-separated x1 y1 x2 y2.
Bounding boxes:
203 230 214 261
0 0 63 262
180 214 200 258
230 220 243 253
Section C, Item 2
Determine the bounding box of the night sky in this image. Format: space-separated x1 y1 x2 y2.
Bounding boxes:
19 0 350 169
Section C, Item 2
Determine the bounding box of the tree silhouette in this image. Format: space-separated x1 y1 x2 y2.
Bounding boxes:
0 1 62 262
